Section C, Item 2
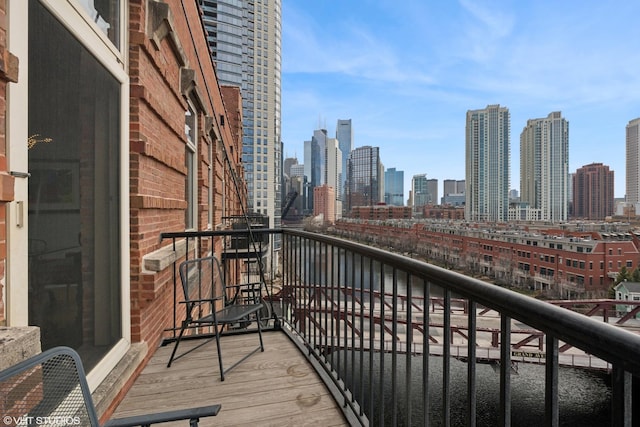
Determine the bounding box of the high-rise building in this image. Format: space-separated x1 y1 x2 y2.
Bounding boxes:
346 146 382 212
290 164 304 178
626 118 640 205
378 161 386 203
336 119 353 202
325 137 343 219
443 179 456 196
313 185 335 224
412 174 430 212
384 168 404 206
284 157 298 178
303 129 329 212
200 0 282 236
465 104 511 222
427 179 438 205
444 179 466 196
520 111 569 222
442 179 466 206
573 163 614 220
304 129 328 187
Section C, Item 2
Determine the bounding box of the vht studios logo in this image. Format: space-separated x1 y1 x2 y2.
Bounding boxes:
2 416 81 426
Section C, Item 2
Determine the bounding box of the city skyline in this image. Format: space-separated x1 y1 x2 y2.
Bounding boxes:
281 1 640 199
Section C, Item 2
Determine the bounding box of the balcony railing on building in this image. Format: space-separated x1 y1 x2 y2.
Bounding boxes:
159 227 640 426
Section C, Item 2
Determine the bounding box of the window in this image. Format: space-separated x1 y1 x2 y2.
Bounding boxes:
185 104 197 229
208 141 213 227
28 1 123 370
76 0 122 48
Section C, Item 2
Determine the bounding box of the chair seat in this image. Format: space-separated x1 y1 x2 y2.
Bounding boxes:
216 303 263 323
189 303 263 325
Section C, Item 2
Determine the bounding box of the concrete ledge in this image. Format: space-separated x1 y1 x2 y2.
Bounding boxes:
93 341 148 419
143 239 187 272
0 326 41 371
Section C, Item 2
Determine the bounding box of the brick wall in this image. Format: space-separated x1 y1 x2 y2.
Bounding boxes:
128 0 244 348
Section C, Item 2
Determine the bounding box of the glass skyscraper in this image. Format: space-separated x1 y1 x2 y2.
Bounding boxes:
411 173 430 211
346 146 381 211
336 119 353 203
384 168 404 206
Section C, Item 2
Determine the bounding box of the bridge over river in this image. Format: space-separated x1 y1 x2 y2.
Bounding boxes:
277 286 640 373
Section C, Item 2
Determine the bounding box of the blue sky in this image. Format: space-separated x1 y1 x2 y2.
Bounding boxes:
281 1 640 199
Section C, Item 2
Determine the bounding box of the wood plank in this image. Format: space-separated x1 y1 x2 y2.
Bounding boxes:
111 330 349 426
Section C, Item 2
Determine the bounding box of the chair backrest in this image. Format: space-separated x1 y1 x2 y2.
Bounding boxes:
0 346 100 426
178 255 225 315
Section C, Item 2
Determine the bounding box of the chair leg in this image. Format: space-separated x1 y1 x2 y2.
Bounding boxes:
256 311 265 352
215 325 226 381
167 321 188 368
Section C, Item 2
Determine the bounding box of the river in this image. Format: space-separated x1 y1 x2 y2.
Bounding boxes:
297 243 634 425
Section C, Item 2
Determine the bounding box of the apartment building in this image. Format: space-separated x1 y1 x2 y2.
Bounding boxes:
335 219 637 298
465 105 511 222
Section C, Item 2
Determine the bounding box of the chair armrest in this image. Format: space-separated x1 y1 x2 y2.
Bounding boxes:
178 296 223 304
103 404 221 427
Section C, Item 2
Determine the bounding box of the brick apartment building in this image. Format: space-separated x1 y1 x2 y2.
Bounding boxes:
313 184 336 224
335 219 639 298
0 0 245 420
422 205 466 220
350 205 412 220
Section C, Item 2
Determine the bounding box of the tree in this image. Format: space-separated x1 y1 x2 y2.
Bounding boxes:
614 265 630 285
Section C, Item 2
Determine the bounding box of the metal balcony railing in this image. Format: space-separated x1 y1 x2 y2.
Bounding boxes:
161 228 640 426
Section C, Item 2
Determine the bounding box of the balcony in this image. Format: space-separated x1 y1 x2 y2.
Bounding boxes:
113 228 640 426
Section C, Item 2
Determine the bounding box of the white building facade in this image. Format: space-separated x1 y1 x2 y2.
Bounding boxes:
626 118 640 206
325 137 343 220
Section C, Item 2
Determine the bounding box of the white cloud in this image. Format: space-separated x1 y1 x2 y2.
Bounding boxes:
283 5 434 85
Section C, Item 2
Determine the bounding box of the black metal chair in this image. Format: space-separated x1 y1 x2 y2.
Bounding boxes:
0 346 220 427
166 255 265 381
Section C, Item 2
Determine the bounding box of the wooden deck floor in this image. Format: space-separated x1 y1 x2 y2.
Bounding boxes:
111 330 349 426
